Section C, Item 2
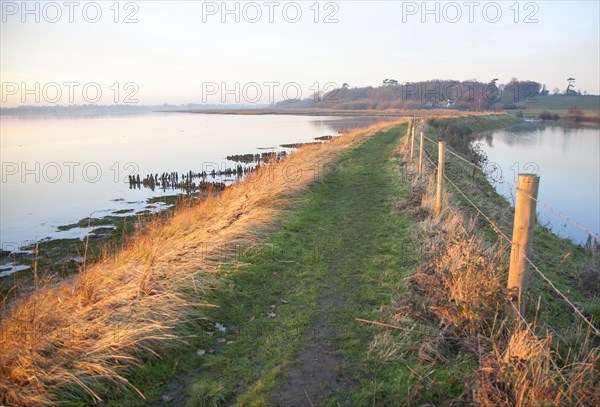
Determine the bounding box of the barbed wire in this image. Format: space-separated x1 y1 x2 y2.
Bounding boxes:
423 134 436 144
423 139 513 241
405 132 598 400
520 190 600 241
422 150 436 167
423 133 491 172
419 139 594 397
443 173 512 243
442 171 600 337
419 149 475 242
423 133 599 242
524 255 600 337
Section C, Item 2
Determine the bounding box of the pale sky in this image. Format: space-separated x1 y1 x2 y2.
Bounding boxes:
1 0 599 106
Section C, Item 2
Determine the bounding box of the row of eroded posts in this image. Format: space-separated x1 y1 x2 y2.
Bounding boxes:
407 118 540 321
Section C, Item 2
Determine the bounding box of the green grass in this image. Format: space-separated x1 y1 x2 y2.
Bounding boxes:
521 95 600 110
203 124 471 406
516 95 600 117
96 123 475 406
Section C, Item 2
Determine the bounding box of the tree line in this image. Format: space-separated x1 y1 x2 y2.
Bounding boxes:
275 79 546 110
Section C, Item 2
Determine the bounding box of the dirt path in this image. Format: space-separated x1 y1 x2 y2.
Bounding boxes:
146 125 414 407
265 128 410 405
269 264 351 406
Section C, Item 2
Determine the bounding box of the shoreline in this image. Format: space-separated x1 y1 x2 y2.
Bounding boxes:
159 107 502 117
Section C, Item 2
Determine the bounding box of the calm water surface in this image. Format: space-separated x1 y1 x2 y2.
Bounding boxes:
474 123 600 244
0 113 391 251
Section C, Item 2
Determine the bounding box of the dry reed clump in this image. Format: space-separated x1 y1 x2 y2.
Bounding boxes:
396 127 600 406
410 170 506 339
475 327 600 407
427 236 506 337
0 119 406 406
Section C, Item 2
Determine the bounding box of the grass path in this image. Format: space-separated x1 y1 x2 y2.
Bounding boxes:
104 123 429 406
179 125 420 406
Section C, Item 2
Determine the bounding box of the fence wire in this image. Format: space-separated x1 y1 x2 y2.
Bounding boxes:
418 135 599 337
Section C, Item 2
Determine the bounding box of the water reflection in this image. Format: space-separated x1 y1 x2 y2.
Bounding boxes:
474 123 600 244
0 113 394 248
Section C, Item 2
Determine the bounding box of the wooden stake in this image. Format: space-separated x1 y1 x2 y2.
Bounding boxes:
410 125 415 161
507 173 540 319
435 140 445 215
418 131 424 176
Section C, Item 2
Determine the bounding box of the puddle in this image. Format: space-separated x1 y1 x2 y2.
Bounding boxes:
0 263 30 278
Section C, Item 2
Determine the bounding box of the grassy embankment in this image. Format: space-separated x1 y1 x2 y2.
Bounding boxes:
406 114 599 405
515 95 600 119
155 119 471 406
167 113 598 406
99 112 524 406
1 119 410 406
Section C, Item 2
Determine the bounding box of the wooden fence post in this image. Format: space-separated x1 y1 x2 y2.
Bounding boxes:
507 174 540 319
410 125 416 161
435 140 445 215
404 120 412 148
418 132 424 176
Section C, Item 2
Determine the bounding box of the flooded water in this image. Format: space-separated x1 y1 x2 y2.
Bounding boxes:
474 123 600 244
0 113 392 251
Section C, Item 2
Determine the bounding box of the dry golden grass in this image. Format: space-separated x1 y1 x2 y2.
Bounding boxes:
475 326 599 406
0 119 405 406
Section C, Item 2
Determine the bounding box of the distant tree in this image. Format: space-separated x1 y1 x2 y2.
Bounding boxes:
342 82 349 89
382 79 399 86
499 79 541 107
566 77 576 95
486 78 501 104
540 84 549 96
552 88 561 95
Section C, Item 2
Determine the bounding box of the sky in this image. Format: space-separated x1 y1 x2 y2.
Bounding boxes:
1 0 599 107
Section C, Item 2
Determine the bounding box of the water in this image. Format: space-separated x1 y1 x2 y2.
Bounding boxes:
473 123 600 244
0 113 391 251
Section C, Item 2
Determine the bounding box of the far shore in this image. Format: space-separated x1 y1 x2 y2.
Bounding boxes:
158 108 470 117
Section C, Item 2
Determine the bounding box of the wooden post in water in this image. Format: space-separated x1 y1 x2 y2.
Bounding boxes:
418 132 424 176
435 140 445 215
507 174 540 320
